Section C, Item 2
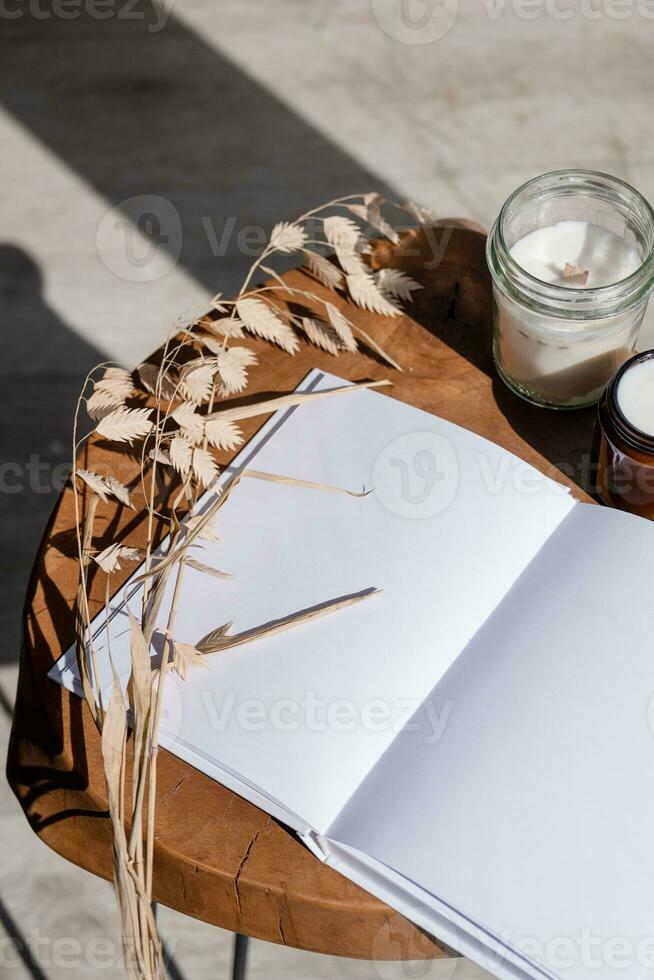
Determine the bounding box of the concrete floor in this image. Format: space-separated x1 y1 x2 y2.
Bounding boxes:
1 1 654 976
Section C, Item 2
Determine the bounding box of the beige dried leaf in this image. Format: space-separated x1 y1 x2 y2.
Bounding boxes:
323 215 362 251
96 374 133 397
352 323 403 371
185 514 221 542
325 303 358 352
336 247 368 276
149 447 172 466
169 434 193 477
86 387 127 420
346 272 401 316
199 335 225 356
172 402 205 443
205 418 244 451
74 495 99 724
104 475 134 509
101 672 127 805
192 447 219 488
87 368 135 419
402 200 435 225
236 298 299 354
172 642 209 682
143 564 171 644
376 268 423 301
93 544 122 573
206 378 390 425
243 468 370 497
103 366 132 384
196 589 379 655
203 317 245 340
179 360 217 405
127 611 152 717
96 407 153 445
118 546 142 564
86 396 120 422
300 316 340 356
259 264 289 289
93 543 142 574
302 249 345 291
211 292 228 313
348 197 399 244
185 558 233 580
195 621 232 652
77 468 110 502
216 346 257 395
269 221 308 254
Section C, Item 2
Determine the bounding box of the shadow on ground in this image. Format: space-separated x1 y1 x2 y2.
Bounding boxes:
0 246 100 668
0 2 400 666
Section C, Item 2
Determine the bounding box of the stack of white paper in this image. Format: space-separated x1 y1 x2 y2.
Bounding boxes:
51 370 654 980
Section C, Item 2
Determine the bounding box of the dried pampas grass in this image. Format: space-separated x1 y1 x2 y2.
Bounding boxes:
71 191 424 977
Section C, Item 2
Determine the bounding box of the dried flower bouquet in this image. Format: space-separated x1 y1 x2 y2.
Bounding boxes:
72 193 426 978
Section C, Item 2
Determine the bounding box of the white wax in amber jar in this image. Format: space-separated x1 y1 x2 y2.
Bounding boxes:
617 357 654 435
495 221 643 405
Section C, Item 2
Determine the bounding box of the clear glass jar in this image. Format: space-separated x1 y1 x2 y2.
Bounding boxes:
486 170 654 409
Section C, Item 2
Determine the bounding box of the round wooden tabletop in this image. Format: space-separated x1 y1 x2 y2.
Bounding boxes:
7 223 595 961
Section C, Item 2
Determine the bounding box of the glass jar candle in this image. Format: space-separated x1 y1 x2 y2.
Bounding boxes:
487 170 654 409
593 350 654 518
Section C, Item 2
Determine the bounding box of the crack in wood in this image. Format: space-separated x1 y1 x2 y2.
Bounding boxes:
276 912 287 946
159 774 187 808
233 829 261 919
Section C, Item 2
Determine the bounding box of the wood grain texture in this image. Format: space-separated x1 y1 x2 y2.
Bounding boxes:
6 223 595 960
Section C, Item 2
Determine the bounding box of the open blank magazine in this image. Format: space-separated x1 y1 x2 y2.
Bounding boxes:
51 370 654 980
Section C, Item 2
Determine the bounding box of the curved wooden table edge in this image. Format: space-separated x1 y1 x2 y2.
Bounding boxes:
6 222 594 961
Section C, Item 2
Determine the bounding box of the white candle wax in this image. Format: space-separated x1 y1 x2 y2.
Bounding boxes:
617 357 654 435
510 220 640 288
496 221 643 404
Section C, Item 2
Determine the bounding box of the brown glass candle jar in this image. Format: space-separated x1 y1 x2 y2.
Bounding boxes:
593 350 654 517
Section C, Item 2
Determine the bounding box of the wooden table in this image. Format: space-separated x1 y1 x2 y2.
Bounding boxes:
7 222 596 965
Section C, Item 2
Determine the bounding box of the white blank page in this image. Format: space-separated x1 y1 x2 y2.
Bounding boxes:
51 370 574 833
329 503 654 979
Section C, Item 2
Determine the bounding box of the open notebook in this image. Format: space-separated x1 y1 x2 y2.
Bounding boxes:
51 370 654 980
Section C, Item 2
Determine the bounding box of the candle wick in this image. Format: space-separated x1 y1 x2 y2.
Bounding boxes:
563 262 590 286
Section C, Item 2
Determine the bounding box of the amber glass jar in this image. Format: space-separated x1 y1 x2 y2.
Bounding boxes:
593 350 654 517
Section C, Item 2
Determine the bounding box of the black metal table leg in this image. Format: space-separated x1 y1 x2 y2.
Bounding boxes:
231 933 250 980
